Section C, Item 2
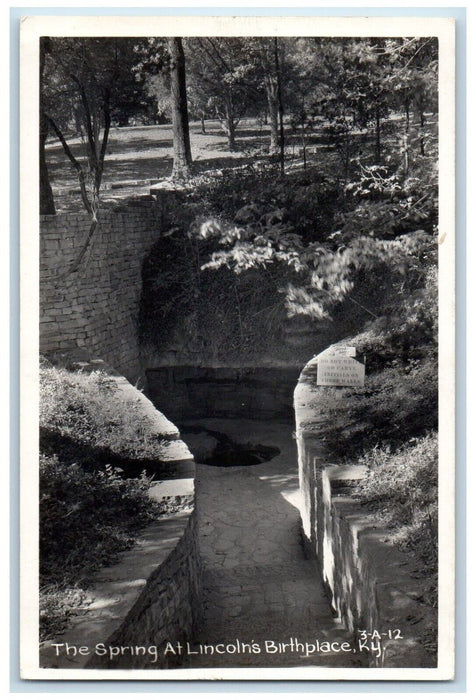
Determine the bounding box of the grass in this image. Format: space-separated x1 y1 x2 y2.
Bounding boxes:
40 360 176 466
39 360 175 642
310 351 437 461
44 117 367 213
358 433 438 607
45 119 279 212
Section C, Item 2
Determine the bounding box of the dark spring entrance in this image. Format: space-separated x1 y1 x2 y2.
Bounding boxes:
145 366 299 467
178 424 280 467
145 366 301 423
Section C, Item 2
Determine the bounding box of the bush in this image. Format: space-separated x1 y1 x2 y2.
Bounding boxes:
40 454 160 586
39 363 168 641
357 433 438 606
39 453 161 642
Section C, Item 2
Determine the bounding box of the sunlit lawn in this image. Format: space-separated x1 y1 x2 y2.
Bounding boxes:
44 118 336 212
44 114 427 213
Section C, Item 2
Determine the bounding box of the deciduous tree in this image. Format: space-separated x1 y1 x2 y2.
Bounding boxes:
168 38 193 180
185 38 261 151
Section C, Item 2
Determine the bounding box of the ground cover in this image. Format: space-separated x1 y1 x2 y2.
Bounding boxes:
39 361 177 641
44 118 345 213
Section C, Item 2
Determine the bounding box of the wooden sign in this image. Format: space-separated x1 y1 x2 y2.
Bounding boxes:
316 347 365 387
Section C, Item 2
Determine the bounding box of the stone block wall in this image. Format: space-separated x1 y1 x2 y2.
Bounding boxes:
294 355 437 668
40 203 160 383
88 512 202 670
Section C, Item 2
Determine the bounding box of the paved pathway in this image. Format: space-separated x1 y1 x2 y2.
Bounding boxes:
182 418 367 669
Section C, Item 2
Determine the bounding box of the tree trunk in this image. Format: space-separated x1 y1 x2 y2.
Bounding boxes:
39 111 55 215
224 101 236 151
265 78 279 155
274 38 285 175
200 113 206 134
39 38 55 215
226 122 236 151
168 38 193 180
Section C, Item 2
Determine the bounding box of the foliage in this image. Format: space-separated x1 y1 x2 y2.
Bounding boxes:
42 34 439 215
39 362 171 641
40 584 89 642
196 205 436 325
357 433 438 606
39 454 160 641
301 262 438 611
40 454 159 586
40 362 173 463
42 37 154 215
140 225 296 363
312 351 437 461
141 119 437 360
188 161 340 241
301 252 437 456
184 38 263 149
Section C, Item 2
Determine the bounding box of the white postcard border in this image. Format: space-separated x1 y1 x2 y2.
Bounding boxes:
19 13 456 682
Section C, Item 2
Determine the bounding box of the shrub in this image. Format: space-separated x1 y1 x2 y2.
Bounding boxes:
40 454 160 586
40 362 173 462
357 433 438 606
39 363 168 641
39 453 161 641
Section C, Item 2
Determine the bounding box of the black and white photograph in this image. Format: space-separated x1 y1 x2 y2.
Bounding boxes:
19 14 455 681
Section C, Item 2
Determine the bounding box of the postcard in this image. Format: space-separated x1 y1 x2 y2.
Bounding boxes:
19 14 455 681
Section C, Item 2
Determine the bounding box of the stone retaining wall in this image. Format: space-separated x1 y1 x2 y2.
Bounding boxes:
294 355 437 668
88 511 201 670
40 202 160 383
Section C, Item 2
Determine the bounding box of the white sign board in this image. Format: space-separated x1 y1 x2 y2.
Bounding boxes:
317 354 365 387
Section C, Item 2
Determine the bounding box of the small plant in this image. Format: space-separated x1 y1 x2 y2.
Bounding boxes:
357 433 438 606
40 585 89 642
39 363 171 641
